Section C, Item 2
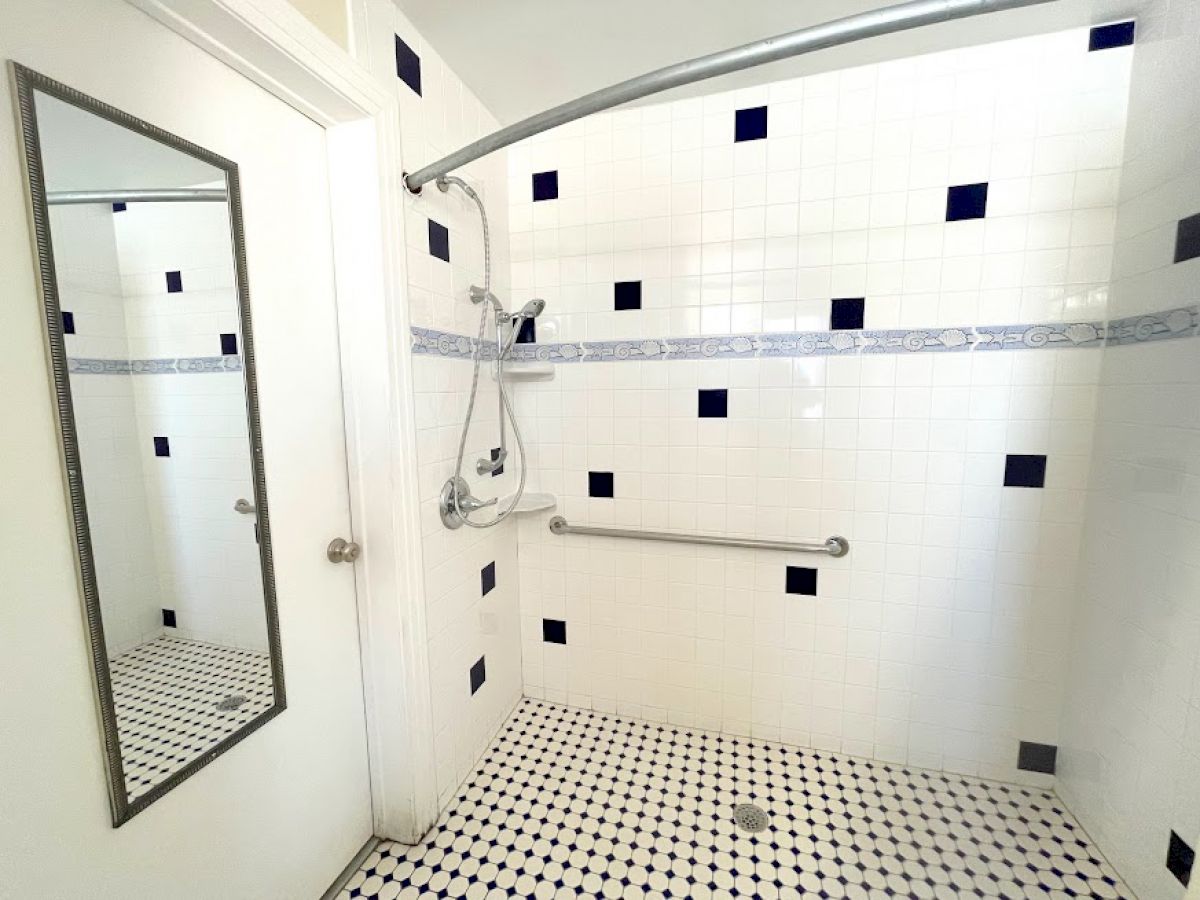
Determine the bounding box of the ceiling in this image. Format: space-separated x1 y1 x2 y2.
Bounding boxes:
396 0 1141 126
35 92 222 193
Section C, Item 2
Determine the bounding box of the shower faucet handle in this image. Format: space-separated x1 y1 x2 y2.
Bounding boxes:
458 493 497 513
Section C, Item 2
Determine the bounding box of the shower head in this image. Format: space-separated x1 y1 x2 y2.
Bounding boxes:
513 298 545 321
501 298 546 356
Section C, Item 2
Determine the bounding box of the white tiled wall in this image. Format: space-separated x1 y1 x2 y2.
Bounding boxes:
1059 3 1200 898
54 203 161 655
506 28 1131 340
503 28 1135 788
389 6 523 806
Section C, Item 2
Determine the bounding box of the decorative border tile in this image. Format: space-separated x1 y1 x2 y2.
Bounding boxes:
975 322 1106 351
660 334 759 359
412 307 1199 365
757 331 861 356
174 356 243 373
68 356 243 375
410 326 478 360
130 358 179 375
1106 305 1199 346
510 341 585 363
68 358 131 375
860 328 974 354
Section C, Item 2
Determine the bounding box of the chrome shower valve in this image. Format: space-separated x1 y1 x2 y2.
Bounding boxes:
439 476 496 529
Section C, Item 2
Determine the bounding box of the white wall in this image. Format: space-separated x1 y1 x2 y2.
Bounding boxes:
386 7 524 807
1059 2 1200 897
0 1 372 895
496 27 1134 788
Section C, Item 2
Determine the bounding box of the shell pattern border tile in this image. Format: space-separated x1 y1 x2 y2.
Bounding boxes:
66 356 244 375
411 305 1199 363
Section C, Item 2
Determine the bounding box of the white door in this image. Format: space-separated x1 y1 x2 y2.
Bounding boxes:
0 1 371 898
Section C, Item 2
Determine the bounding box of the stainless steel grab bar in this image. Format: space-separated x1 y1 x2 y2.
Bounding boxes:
548 516 848 557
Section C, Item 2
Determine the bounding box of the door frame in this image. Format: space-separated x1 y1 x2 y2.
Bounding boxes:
125 0 439 842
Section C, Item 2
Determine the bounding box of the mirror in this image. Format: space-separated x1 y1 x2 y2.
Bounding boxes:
11 64 284 825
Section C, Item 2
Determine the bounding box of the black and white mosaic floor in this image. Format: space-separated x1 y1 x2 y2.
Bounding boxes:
339 699 1130 899
110 636 273 799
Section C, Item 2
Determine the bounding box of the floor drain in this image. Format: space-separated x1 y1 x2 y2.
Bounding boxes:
214 694 247 711
732 803 770 834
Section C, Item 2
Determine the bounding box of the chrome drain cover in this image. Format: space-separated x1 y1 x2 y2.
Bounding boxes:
214 694 247 711
732 803 770 834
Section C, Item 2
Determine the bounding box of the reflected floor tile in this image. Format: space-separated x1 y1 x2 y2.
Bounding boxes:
340 698 1130 899
111 635 272 800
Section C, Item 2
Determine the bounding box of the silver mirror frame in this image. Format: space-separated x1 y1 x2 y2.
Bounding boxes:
9 62 285 826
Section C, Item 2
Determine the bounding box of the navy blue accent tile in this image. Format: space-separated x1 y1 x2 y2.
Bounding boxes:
830 297 865 331
112 202 126 213
165 270 183 293
61 311 75 334
153 436 170 458
786 566 817 596
1169 831 1195 887
162 608 176 628
946 183 989 221
1004 454 1046 488
516 318 536 344
735 106 768 142
220 333 238 355
614 281 642 311
428 219 450 262
588 471 614 498
542 619 567 645
532 171 559 202
1017 741 1057 774
1174 212 1200 264
490 448 504 477
481 561 496 597
1089 21 1135 51
698 389 728 418
394 34 422 95
469 656 486 695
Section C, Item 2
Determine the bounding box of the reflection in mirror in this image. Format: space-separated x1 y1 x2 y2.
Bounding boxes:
13 66 283 825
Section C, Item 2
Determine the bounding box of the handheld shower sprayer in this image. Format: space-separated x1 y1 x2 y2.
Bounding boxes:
513 298 546 321
433 174 543 529
501 298 545 355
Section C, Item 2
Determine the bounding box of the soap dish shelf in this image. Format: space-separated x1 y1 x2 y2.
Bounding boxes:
495 362 554 381
500 492 557 514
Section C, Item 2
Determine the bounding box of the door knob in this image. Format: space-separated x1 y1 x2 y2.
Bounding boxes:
327 537 361 564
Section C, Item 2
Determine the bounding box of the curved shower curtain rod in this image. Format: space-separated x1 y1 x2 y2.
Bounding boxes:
403 0 1055 193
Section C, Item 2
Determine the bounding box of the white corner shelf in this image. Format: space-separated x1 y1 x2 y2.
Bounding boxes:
500 492 557 514
494 361 555 381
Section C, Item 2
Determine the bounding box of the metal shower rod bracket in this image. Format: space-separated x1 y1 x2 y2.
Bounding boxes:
403 0 1054 193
